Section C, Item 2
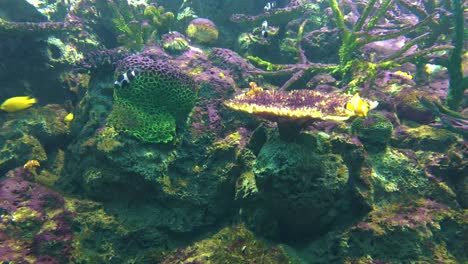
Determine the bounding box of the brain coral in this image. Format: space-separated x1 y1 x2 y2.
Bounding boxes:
186 18 219 45
109 54 198 143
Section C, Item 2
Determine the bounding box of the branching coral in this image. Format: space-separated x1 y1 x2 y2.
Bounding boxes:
240 0 459 93
103 1 174 51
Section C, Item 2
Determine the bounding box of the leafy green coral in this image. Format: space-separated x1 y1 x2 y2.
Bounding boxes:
106 1 174 51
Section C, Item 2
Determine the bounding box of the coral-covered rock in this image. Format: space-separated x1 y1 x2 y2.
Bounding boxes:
159 224 299 263
370 148 433 199
345 199 467 263
0 105 70 174
208 48 256 87
301 199 466 263
246 134 353 241
350 113 394 151
395 88 437 124
186 18 219 45
392 125 459 152
161 31 190 54
0 168 73 263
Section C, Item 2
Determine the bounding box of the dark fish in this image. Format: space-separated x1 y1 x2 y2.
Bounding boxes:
261 20 268 38
114 70 137 88
264 1 276 11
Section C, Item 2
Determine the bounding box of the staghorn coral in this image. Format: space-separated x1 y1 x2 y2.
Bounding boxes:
108 53 198 143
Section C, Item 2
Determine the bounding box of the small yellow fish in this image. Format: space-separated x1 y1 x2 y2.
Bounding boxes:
0 96 37 112
393 70 413 80
245 82 263 97
64 113 74 123
346 93 374 117
24 159 40 170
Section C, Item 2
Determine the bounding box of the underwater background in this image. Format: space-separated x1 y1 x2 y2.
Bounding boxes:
0 0 467 263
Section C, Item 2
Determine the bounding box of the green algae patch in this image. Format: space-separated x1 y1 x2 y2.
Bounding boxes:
370 148 429 194
160 224 300 263
350 113 393 151
391 125 459 152
344 199 467 263
65 198 129 263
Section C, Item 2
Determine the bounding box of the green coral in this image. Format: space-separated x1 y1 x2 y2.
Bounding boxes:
391 125 458 152
65 198 128 263
106 2 174 51
186 18 219 44
162 36 189 53
344 199 467 263
109 56 198 143
371 148 428 194
350 113 394 150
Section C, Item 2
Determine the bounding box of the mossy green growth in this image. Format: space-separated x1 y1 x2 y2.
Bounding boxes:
109 58 198 143
370 148 429 195
159 224 300 263
65 198 128 263
391 125 458 152
345 199 467 263
351 113 393 150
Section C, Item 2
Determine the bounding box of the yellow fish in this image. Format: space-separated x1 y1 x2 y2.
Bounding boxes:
64 113 74 123
346 93 377 117
0 96 37 112
393 70 413 80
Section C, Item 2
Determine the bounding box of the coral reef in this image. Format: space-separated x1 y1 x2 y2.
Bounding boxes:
159 224 298 263
247 135 352 241
346 199 466 263
225 89 377 140
0 167 73 263
109 52 198 143
186 18 219 45
350 113 394 151
0 0 465 262
160 31 190 54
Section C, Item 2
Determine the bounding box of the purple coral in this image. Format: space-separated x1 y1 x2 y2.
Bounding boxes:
0 19 82 36
0 167 73 263
226 89 353 122
209 48 256 84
